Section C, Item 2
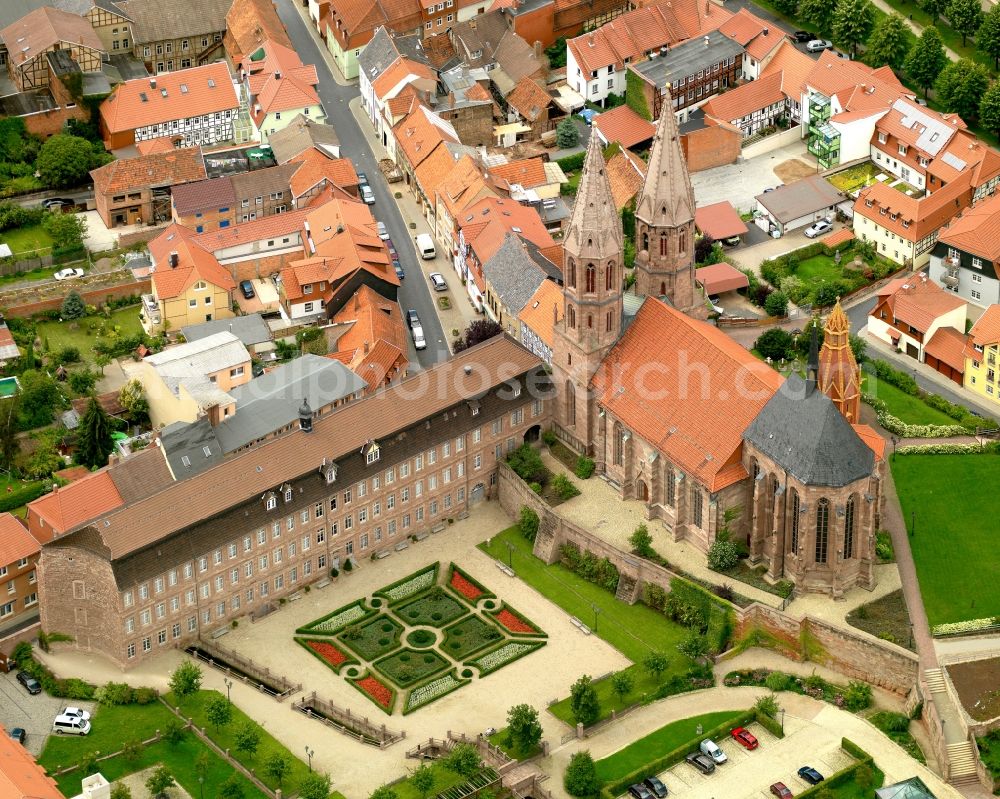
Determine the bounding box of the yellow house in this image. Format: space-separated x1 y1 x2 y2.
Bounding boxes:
142 224 236 335
964 305 1000 404
142 331 252 427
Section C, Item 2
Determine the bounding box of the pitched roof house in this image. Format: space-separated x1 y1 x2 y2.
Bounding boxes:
868 273 966 363
1 6 104 91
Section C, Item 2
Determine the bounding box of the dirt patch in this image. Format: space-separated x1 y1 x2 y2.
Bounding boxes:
774 159 818 184
846 589 915 652
947 657 1000 721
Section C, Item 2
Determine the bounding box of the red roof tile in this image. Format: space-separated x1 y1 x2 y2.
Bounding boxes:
938 191 1000 262
694 201 748 240
149 224 236 299
91 147 206 195
605 149 646 209
702 71 784 125
28 472 124 540
593 105 656 150
696 262 749 295
489 158 548 189
0 514 38 568
924 325 968 373
873 275 966 332
505 78 551 123
967 305 1000 351
854 174 972 243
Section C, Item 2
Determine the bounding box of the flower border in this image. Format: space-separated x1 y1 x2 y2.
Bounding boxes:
487 602 547 638
295 599 376 636
373 562 441 605
349 670 397 714
294 637 358 674
403 669 470 715
445 562 495 605
468 639 546 676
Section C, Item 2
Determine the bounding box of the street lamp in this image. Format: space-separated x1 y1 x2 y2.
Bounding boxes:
592 604 602 633
199 777 204 799
224 677 232 704
305 746 315 772
890 435 898 459
910 510 916 538
505 541 515 567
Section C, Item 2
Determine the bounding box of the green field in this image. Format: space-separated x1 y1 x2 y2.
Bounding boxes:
862 376 958 427
36 306 142 364
0 224 53 255
892 455 1000 625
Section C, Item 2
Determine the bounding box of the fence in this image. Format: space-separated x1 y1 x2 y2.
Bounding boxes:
188 639 300 700
50 730 163 777
292 690 404 748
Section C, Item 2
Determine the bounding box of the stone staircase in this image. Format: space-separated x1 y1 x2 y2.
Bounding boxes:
947 741 979 784
924 668 946 694
615 573 639 604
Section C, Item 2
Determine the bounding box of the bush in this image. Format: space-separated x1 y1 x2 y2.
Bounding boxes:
755 328 795 361
570 675 601 726
168 661 202 698
542 430 557 446
765 672 793 692
61 290 86 320
629 523 655 558
135 686 157 704
574 456 595 479
564 751 601 797
843 680 873 711
11 641 32 666
764 290 789 317
98 681 135 706
677 631 708 659
518 505 540 542
754 693 781 718
551 473 580 500
707 534 741 572
507 444 546 484
557 152 586 173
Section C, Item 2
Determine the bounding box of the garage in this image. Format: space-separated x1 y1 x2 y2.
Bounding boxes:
754 175 847 237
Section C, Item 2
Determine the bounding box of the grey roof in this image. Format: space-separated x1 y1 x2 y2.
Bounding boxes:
876 778 937 799
0 90 56 117
181 314 271 349
212 355 366 453
483 232 547 317
743 374 874 487
145 331 250 409
450 12 510 67
493 30 541 83
267 114 340 163
47 48 79 77
117 0 230 44
82 71 111 96
755 174 844 223
107 53 149 81
359 26 430 82
159 417 224 478
633 31 744 93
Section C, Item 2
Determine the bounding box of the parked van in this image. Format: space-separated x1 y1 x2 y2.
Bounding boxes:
416 233 436 259
53 714 91 735
412 324 426 350
700 739 727 764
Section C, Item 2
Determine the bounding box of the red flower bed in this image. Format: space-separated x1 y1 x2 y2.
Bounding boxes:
450 569 483 601
307 640 348 668
358 675 393 709
496 608 535 634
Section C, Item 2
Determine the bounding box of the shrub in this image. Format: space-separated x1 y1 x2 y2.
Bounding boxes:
61 290 86 320
755 328 795 361
168 661 202 698
507 444 546 484
162 718 186 745
629 523 655 558
574 456 595 479
344 559 353 572
518 505 540 542
564 751 601 797
677 631 709 659
764 290 789 317
551 473 580 500
754 693 781 718
11 641 32 665
707 534 741 572
98 681 135 705
843 680 873 711
765 672 793 692
542 430 557 446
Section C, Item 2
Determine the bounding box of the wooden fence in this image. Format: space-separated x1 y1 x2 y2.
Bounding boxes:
292 690 404 748
188 639 300 700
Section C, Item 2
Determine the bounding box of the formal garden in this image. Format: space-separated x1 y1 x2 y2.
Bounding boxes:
294 562 547 715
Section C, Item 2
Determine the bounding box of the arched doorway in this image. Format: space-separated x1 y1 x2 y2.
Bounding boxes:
636 479 648 502
524 425 541 444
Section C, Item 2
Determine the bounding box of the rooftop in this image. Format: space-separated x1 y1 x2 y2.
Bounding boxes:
873 274 966 333
0 721 64 799
117 0 231 44
1 6 103 66
593 105 656 150
181 313 272 349
29 471 124 540
148 224 236 299
267 114 341 163
756 174 844 223
0 514 38 567
694 200 748 240
91 146 206 195
517 277 563 349
632 30 744 91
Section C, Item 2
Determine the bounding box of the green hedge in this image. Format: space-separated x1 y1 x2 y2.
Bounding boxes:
446 562 495 604
557 152 586 173
625 69 651 120
488 602 548 638
294 599 376 635
0 481 48 513
795 739 877 799
372 562 440 605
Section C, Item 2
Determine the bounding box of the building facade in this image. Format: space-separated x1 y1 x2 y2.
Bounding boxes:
0 515 40 636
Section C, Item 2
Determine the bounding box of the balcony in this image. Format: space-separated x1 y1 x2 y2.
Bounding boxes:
140 293 161 335
808 93 831 124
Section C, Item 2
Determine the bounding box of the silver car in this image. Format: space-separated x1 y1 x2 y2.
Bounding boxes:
806 39 832 52
804 219 832 238
360 185 375 205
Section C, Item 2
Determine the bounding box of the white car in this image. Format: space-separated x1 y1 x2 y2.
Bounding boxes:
377 221 389 239
54 268 84 281
429 272 447 292
360 185 375 205
806 39 832 52
411 324 426 350
60 706 91 721
804 219 832 238
700 739 728 764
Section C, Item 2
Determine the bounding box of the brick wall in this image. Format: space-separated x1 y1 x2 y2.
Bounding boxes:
22 104 90 139
117 226 171 249
450 105 495 149
2 280 151 318
681 125 741 173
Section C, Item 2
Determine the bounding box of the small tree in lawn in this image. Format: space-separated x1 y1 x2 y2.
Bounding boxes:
234 721 261 761
831 0 875 57
263 751 291 788
980 4 1000 69
754 693 781 718
218 776 245 799
629 523 654 558
906 27 948 98
518 505 540 542
443 743 481 776
936 59 991 121
61 290 86 320
564 751 600 797
922 0 948 24
76 396 115 469
643 650 669 681
110 784 132 799
980 80 1000 139
168 660 202 698
754 328 794 361
866 13 910 69
570 675 601 726
411 764 436 799
145 766 176 799
611 670 633 706
948 0 984 46
206 693 233 731
370 787 398 799
556 118 580 149
506 703 543 754
299 772 333 799
193 753 210 783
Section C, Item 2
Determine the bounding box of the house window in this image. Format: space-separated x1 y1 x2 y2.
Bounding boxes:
973 257 983 269
691 486 703 528
898 144 906 156
877 132 886 144
815 498 830 563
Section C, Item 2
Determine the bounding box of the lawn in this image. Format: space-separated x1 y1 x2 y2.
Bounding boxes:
892 455 1000 626
828 164 881 194
0 224 53 256
797 254 848 284
36 307 143 365
338 615 403 660
392 761 471 799
861 376 957 427
548 661 685 724
594 711 744 783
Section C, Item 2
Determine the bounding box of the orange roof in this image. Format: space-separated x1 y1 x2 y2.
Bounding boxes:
967 305 1000 351
694 201 748 240
518 279 563 349
354 340 407 392
135 137 182 155
718 8 785 60
804 50 905 111
465 82 492 102
1 6 103 65
288 148 358 197
0 722 64 799
506 78 551 123
873 275 966 333
225 0 292 63
759 39 814 101
0 514 38 568
591 297 782 491
876 98 962 159
854 175 972 243
394 106 458 171
938 191 1000 261
461 197 556 264
437 155 497 221
696 262 749 295
253 70 320 119
593 105 656 150
332 284 409 356
149 224 237 299
195 206 311 251
924 325 968 372
101 62 238 135
53 466 91 483
415 144 460 199
91 147 206 195
702 71 784 125
489 158 548 190
605 149 646 209
372 57 436 101
821 228 855 248
852 424 886 461
28 471 124 540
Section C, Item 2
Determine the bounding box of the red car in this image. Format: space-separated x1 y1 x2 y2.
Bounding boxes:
731 727 759 750
770 783 793 799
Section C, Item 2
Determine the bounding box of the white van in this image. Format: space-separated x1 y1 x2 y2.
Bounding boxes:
700 738 727 764
412 324 426 350
416 233 436 260
53 714 91 735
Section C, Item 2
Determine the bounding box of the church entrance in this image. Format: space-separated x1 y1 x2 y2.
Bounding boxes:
636 479 648 502
524 425 541 444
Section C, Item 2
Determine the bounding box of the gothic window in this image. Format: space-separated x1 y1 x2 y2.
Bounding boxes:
567 305 576 329
587 314 593 328
844 496 856 559
771 475 780 529
692 486 703 528
641 230 649 251
568 258 576 288
606 311 613 332
660 282 666 296
566 381 576 426
613 422 624 466
790 489 799 552
815 498 830 564
678 228 687 254
605 262 614 290
665 468 675 506
585 263 596 293
659 233 668 256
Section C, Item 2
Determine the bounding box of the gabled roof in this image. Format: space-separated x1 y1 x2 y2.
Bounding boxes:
182 313 272 348
148 224 237 299
702 70 784 125
194 206 310 251
117 0 231 44
482 232 550 316
326 0 422 51
593 297 783 491
0 514 37 568
718 8 785 60
873 274 966 332
854 174 971 243
505 78 551 123
100 62 238 134
461 196 556 264
253 68 321 118
29 471 124 540
518 278 562 349
966 304 1000 351
350 338 406 392
924 325 967 372
170 174 237 215
415 143 460 199
0 719 64 799
225 0 291 63
145 332 251 411
358 26 431 81
331 283 409 356
91 147 206 195
757 174 843 224
695 201 748 240
1 6 103 66
876 97 961 158
371 56 436 102
605 149 646 209
804 49 906 109
593 105 656 150
394 105 459 170
288 149 358 197
937 190 1000 262
268 114 341 163
758 39 814 101
437 155 497 220
489 157 548 190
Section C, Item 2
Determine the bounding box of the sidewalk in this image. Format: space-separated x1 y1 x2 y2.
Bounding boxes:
288 0 353 87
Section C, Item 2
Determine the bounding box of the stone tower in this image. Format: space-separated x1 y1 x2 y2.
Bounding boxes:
819 299 861 423
634 86 697 312
551 133 624 454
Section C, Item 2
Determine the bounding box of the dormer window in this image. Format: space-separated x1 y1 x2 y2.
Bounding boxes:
898 144 906 156
304 283 313 294
283 485 293 502
264 493 277 511
878 132 887 144
325 463 338 483
363 441 381 465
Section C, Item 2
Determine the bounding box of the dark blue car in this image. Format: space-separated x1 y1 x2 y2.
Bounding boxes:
798 767 824 785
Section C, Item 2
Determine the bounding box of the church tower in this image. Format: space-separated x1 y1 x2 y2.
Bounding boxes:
819 299 861 423
634 86 698 312
551 133 624 454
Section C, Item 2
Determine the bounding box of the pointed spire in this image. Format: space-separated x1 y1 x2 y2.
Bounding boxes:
806 324 819 396
565 133 623 256
826 298 850 334
819 298 861 422
636 85 695 228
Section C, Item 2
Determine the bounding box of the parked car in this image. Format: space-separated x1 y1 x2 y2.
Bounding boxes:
793 30 814 42
377 221 389 239
643 776 668 797
8 727 25 744
722 235 741 247
628 783 653 799
685 752 715 775
393 260 405 280
416 233 436 259
356 171 368 185
411 324 426 350
239 279 255 300
407 308 420 329
360 185 375 205
386 239 397 257
708 296 724 315
806 39 832 52
16 671 41 695
804 219 832 238
52 714 90 735
770 782 793 799
798 767 824 785
61 706 91 721
429 272 447 291
54 267 84 281
42 198 74 210
731 727 759 750
700 739 727 764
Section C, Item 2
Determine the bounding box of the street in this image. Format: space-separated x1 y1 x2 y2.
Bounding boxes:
273 0 448 368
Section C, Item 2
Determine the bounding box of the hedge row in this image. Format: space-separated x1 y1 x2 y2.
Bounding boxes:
863 394 970 438
557 152 586 173
371 561 440 605
796 739 877 799
0 481 49 513
898 443 999 455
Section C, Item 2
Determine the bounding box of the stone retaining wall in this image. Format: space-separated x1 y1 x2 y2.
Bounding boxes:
1 279 150 318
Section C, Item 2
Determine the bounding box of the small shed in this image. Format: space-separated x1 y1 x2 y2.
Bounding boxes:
695 201 749 242
696 262 749 298
754 175 846 236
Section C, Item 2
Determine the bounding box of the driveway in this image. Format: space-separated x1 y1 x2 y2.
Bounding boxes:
0 669 96 757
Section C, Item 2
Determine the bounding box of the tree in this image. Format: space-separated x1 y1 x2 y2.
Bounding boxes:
545 36 568 69
764 290 788 318
707 532 741 572
518 505 539 542
17 370 60 430
120 738 142 762
849 334 867 364
832 0 876 56
411 765 436 799
145 766 176 799
936 59 992 120
193 752 210 782
205 694 233 731
263 752 291 787
773 0 799 15
799 0 838 35
922 0 948 23
866 13 911 70
0 396 19 472
218 776 245 799
569 675 601 726
42 211 86 250
453 318 503 352
507 703 543 754
643 650 669 680
35 134 95 188
370 787 398 799
754 693 781 718
61 290 86 320
110 785 132 799
234 722 261 760
981 79 1000 139
168 660 202 698
754 328 794 361
694 235 715 264
628 522 654 557
677 631 709 659
556 118 580 149
76 396 114 469
980 4 1000 68
95 352 112 376
298 773 333 799
119 378 148 417
443 743 481 776
906 27 948 97
947 0 983 45
564 751 600 797
611 670 633 705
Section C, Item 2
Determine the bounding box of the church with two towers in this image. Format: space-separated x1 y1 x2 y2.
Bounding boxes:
548 104 884 597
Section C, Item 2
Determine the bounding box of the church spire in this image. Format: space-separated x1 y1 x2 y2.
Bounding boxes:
819 299 861 422
636 85 695 230
565 132 623 258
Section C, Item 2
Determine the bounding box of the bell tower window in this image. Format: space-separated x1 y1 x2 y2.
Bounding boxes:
585 264 596 293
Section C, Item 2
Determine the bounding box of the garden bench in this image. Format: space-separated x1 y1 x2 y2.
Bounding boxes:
211 627 230 639
495 559 507 571
375 550 391 559
414 533 430 542
503 566 516 577
431 522 447 533
394 541 409 551
316 578 331 589
289 592 303 602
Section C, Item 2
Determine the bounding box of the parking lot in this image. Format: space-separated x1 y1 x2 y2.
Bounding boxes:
0 669 95 756
621 722 858 799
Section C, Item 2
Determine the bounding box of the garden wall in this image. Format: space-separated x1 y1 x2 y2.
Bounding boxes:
740 126 802 161
117 224 171 249
1 279 150 318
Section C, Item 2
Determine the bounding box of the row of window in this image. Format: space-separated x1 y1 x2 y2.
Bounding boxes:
6 572 35 593
0 557 30 577
0 593 36 617
142 33 220 59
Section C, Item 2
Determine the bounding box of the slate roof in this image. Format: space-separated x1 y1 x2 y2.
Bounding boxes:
359 26 430 81
482 232 550 317
744 374 874 487
181 313 272 349
117 0 231 43
159 417 225 478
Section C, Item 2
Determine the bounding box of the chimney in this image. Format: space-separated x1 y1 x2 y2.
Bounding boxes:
298 399 313 432
534 40 541 58
704 35 709 46
150 78 156 89
169 251 179 268
364 341 370 354
763 26 768 35
275 71 282 79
